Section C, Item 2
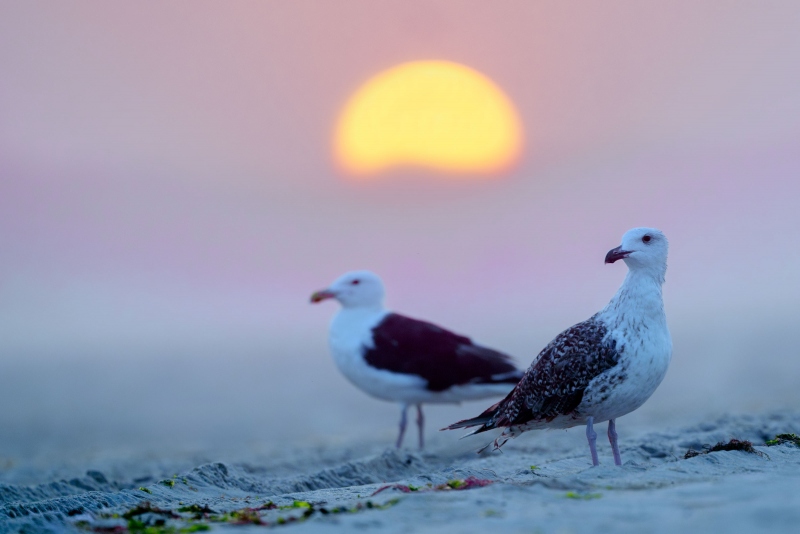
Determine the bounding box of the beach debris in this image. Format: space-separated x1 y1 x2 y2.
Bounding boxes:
176 504 219 519
371 476 493 496
765 433 800 447
370 483 422 495
220 507 268 525
442 477 493 490
81 497 401 532
82 526 127 533
210 498 400 527
565 491 602 500
684 439 766 459
122 502 180 520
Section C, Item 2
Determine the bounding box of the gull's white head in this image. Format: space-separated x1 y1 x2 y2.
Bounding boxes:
310 270 386 309
605 227 668 280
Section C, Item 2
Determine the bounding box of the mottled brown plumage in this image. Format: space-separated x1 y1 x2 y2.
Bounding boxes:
444 227 672 466
446 316 621 434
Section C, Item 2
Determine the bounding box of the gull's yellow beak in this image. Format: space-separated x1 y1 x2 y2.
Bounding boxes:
310 289 336 304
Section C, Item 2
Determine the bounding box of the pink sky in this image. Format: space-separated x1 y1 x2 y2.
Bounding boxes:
1 1 799 451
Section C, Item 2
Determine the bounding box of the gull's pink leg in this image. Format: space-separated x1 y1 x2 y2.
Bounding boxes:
416 404 425 450
608 418 622 466
586 416 599 466
396 404 409 448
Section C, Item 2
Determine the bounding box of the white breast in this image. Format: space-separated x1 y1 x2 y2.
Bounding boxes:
328 309 429 403
578 273 673 423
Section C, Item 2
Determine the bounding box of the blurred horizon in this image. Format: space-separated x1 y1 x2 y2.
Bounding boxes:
1 1 799 458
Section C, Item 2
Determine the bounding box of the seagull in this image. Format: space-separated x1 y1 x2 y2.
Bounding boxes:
444 227 672 466
310 271 524 449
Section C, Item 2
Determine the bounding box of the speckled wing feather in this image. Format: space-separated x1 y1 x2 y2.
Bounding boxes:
446 316 622 432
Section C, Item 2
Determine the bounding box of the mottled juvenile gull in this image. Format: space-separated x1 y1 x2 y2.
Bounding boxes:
311 270 523 449
444 227 672 466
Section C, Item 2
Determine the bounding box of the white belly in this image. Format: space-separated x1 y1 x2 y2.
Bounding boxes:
328 309 417 402
331 342 430 403
577 329 672 424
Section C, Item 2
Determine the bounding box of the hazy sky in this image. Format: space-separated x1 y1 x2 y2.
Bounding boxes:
1 1 799 455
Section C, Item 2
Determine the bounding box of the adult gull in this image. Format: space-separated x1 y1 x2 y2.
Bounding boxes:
311 270 523 449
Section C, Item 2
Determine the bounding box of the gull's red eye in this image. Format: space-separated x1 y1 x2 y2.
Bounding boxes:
642 235 652 243
351 279 360 285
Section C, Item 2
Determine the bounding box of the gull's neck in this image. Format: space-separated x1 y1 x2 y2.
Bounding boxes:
333 303 388 326
599 268 666 326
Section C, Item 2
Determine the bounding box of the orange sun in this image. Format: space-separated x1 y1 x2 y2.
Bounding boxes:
334 61 523 178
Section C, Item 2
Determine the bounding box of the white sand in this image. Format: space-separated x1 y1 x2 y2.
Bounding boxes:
1 411 799 533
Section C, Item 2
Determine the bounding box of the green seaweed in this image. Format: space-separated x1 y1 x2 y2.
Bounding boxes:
125 520 210 534
371 476 492 496
160 480 175 488
565 491 602 500
437 477 493 490
127 518 164 533
138 487 152 494
226 508 266 525
278 500 312 510
765 433 800 447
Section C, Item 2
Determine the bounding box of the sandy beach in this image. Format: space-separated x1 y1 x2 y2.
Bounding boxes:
2 411 798 533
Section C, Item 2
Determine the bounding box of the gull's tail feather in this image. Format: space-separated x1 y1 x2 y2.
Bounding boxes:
441 399 503 434
443 400 515 454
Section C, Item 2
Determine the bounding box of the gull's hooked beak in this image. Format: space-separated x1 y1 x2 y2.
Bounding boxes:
605 246 632 264
310 289 337 303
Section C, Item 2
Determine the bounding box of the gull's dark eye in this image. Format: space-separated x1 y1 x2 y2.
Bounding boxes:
642 235 652 243
351 279 360 285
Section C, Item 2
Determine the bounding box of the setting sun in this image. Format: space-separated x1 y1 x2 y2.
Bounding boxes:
334 61 523 178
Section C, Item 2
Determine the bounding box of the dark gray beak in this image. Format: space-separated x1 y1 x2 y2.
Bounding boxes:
605 246 632 264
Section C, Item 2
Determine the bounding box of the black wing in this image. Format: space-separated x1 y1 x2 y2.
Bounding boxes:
363 313 522 392
447 316 622 431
